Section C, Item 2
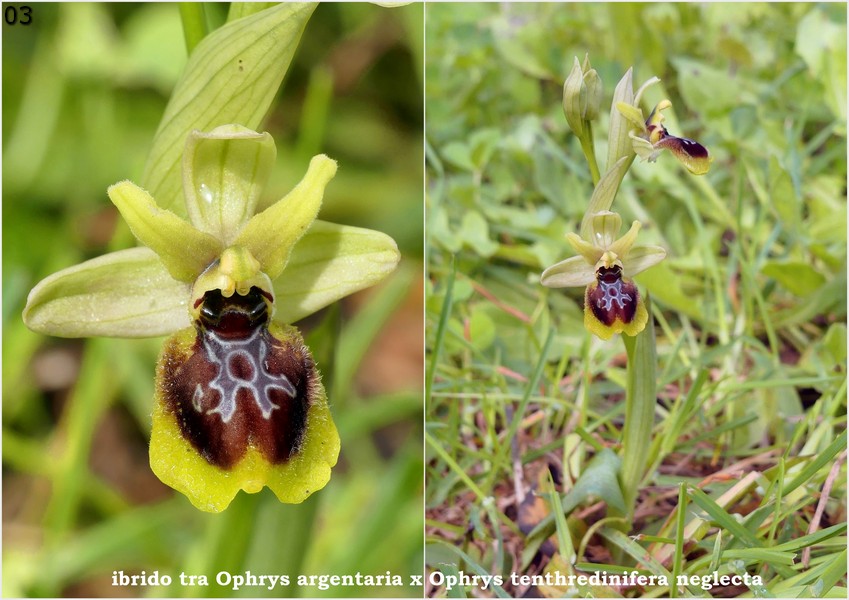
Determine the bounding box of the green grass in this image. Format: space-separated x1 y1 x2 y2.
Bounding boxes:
425 3 846 598
2 3 423 597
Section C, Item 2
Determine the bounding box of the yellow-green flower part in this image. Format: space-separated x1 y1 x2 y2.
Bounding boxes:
541 211 664 340
617 98 712 175
23 125 400 512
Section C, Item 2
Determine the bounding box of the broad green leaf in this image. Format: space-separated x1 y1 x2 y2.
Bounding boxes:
761 260 827 297
182 125 276 244
795 6 847 120
673 57 749 115
273 220 400 325
619 297 658 516
459 210 498 257
467 308 496 352
23 248 190 338
469 128 501 170
236 154 337 280
141 2 316 214
441 141 475 172
107 181 222 282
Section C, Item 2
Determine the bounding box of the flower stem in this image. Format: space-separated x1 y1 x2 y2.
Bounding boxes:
179 3 208 55
619 294 658 526
578 123 601 186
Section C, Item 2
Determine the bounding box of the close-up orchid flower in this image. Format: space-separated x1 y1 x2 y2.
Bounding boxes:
540 210 665 340
23 125 400 512
616 98 712 175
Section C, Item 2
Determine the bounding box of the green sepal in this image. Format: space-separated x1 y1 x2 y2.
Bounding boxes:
141 2 316 214
236 154 337 281
273 220 401 324
108 181 222 282
22 247 190 338
182 125 277 244
623 245 667 278
540 255 595 288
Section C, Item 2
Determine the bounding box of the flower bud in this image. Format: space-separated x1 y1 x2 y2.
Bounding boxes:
563 56 587 136
583 68 603 121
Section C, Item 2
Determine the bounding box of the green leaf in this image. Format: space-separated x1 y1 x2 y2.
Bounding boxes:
22 248 190 338
761 260 827 297
459 211 498 257
795 7 847 120
441 141 475 172
619 300 658 520
565 448 627 515
141 2 316 215
273 220 400 325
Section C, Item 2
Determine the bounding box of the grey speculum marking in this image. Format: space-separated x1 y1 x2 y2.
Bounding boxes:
194 327 297 423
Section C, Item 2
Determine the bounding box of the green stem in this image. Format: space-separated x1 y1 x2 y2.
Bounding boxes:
618 295 658 527
578 123 601 186
179 3 208 55
426 260 455 401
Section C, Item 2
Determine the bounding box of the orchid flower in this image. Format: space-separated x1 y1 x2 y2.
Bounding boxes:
23 125 400 512
540 211 665 340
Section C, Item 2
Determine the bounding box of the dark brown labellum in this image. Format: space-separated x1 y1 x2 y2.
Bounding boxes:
159 287 314 469
587 265 639 327
654 128 709 160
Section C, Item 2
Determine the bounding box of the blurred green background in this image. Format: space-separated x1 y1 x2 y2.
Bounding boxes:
425 2 846 596
3 2 423 598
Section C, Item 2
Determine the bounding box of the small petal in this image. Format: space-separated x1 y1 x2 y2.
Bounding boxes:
608 220 642 257
540 255 596 288
236 154 337 280
615 101 647 132
273 220 400 324
182 125 277 244
150 320 339 512
566 232 604 265
23 247 190 338
653 135 712 175
108 181 222 282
